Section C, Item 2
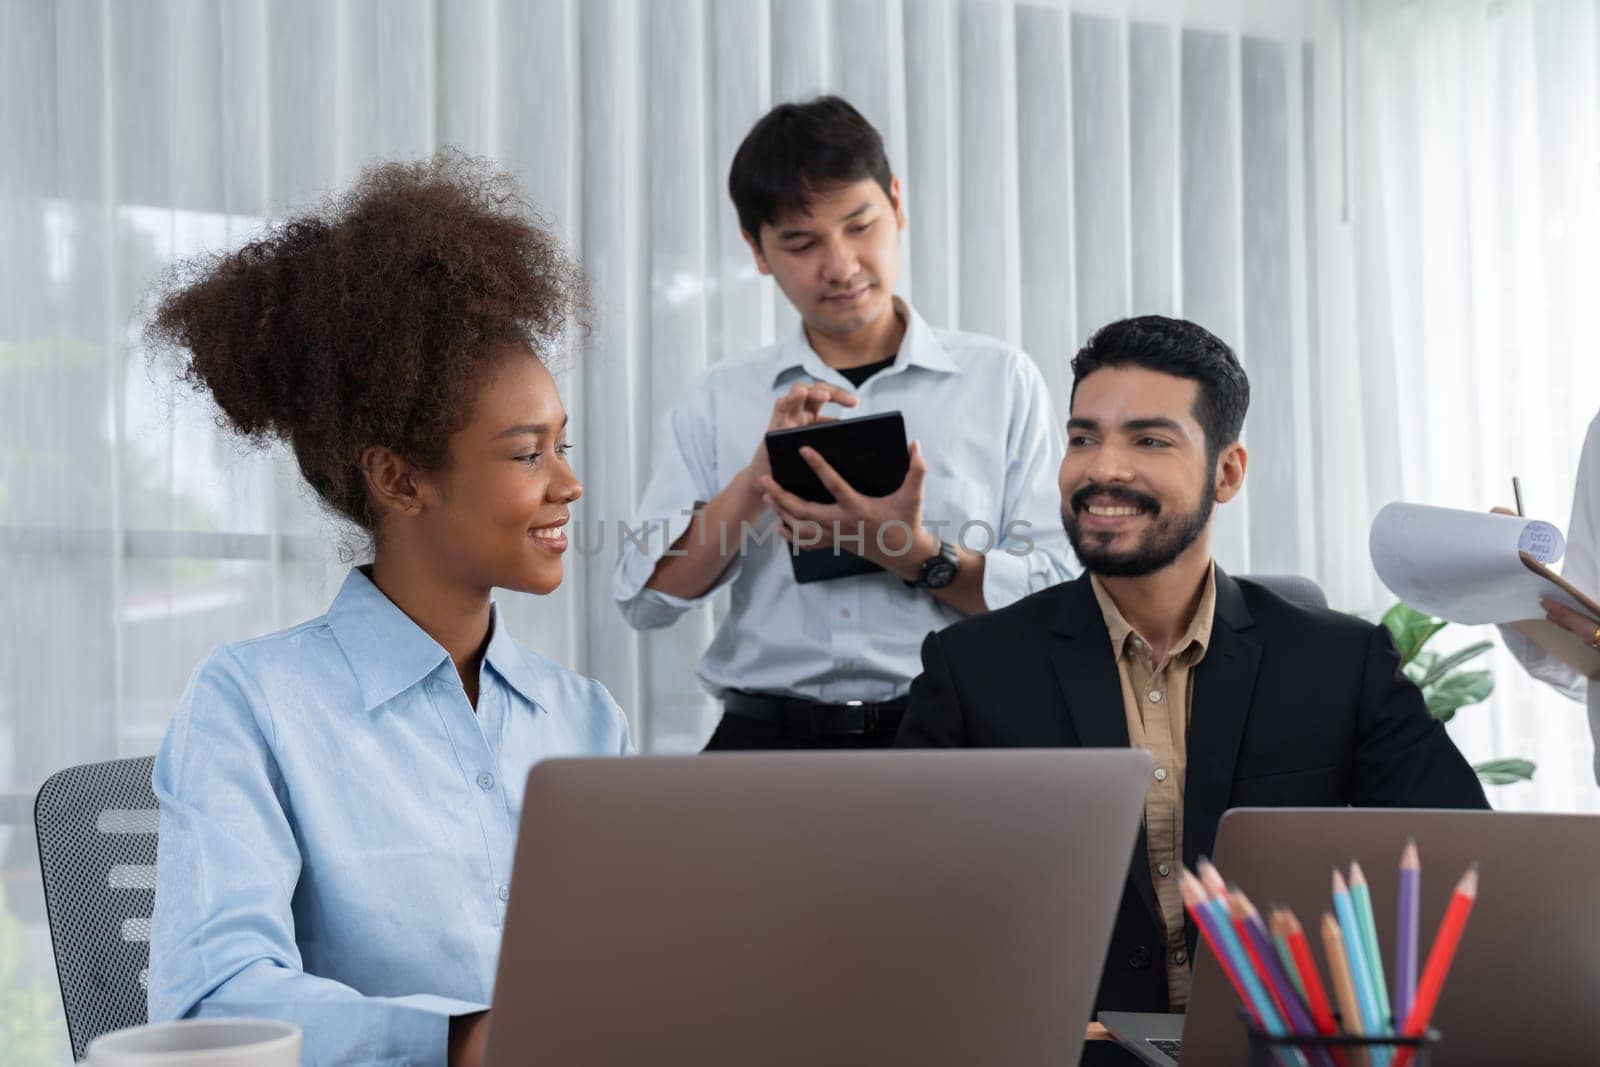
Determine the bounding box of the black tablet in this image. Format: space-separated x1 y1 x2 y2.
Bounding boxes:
764 411 910 584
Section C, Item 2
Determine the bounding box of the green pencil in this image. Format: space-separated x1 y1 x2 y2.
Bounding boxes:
1350 860 1393 1030
1268 906 1308 1002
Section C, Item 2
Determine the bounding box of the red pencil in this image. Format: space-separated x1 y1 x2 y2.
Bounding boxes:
1279 907 1341 1037
1393 864 1479 1067
1232 898 1294 1025
1180 869 1262 1026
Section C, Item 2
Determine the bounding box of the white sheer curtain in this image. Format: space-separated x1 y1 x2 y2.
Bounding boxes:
11 0 1590 1060
1345 0 1600 815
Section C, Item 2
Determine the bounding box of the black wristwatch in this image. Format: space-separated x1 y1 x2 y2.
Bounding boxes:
906 540 959 590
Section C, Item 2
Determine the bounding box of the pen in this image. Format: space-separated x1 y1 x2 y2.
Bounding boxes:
1513 476 1524 517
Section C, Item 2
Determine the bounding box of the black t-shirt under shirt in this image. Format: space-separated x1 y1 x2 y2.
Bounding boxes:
837 354 898 387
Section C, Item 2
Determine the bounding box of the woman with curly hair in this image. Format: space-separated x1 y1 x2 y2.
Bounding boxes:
144 153 629 1067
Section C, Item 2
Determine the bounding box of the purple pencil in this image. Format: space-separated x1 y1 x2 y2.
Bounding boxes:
1395 839 1420 1027
1231 888 1335 1067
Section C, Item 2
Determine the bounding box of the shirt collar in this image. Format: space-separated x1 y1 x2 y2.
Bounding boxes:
480 606 549 714
1089 562 1218 667
326 568 545 713
769 297 963 389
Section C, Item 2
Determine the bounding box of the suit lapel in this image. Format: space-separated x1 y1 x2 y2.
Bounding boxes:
1184 569 1262 869
1047 576 1160 928
1047 577 1133 750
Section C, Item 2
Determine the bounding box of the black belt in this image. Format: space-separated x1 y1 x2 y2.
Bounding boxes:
723 690 907 737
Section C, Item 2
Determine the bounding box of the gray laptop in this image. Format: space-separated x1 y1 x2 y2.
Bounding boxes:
484 749 1152 1066
1103 807 1600 1065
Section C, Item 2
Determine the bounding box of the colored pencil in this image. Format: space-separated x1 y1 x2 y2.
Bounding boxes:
1349 861 1393 1030
1233 890 1335 1067
1279 908 1341 1036
1393 864 1479 1067
1234 899 1296 1027
1332 868 1389 1066
1394 840 1420 1030
1270 908 1309 1003
1185 876 1307 1067
1196 856 1230 901
1186 868 1288 1037
1322 913 1373 1067
1180 870 1262 1025
1234 892 1316 1029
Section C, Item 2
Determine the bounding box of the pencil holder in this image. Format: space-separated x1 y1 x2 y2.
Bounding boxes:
1239 1012 1440 1067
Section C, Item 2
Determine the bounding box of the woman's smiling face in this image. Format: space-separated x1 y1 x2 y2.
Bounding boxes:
409 348 583 596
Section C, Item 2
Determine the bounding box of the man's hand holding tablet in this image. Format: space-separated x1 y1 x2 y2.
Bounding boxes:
758 411 931 583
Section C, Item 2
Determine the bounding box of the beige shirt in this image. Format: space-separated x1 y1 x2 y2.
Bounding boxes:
1089 564 1217 1011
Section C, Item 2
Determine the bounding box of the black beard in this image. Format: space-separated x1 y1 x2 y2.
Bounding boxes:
1062 483 1213 578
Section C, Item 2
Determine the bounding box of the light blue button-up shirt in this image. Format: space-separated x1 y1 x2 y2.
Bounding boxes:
148 568 631 1066
614 300 1076 702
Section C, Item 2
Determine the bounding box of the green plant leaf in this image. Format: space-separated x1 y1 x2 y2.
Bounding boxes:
1418 641 1495 687
1383 602 1447 665
1377 604 1526 783
1403 650 1438 687
1424 669 1494 721
1472 758 1536 785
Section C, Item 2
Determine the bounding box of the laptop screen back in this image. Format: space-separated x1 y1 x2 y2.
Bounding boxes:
486 749 1152 1067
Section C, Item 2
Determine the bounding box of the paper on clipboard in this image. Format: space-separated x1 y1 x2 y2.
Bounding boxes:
1370 502 1600 680
1370 502 1568 624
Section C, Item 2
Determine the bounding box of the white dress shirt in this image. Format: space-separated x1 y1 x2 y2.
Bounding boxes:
614 300 1076 702
1499 412 1600 784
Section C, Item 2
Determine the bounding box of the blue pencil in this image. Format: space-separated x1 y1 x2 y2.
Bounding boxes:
1190 865 1289 1037
1203 894 1288 1035
1349 861 1392 1029
1232 889 1338 1067
1195 861 1307 1067
1333 868 1389 1067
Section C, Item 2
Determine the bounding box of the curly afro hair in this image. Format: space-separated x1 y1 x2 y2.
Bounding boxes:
148 150 587 533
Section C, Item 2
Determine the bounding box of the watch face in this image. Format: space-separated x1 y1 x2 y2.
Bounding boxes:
924 559 959 589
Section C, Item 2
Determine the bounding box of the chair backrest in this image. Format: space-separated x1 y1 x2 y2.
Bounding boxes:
1240 572 1328 612
34 756 158 1061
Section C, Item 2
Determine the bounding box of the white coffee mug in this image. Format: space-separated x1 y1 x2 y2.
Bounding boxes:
87 1018 301 1066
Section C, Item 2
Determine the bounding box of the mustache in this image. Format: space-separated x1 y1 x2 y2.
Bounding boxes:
822 277 874 298
1069 483 1161 516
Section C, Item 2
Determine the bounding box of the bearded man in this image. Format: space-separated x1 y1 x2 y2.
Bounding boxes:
895 315 1487 1030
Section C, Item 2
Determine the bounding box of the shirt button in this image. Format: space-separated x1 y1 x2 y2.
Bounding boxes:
1148 690 1163 703
840 608 850 619
477 771 495 791
1131 637 1143 648
1153 767 1168 782
1157 863 1172 877
497 884 510 902
1173 948 1188 965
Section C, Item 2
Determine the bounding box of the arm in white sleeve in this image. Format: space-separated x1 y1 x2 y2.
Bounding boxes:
1497 414 1600 704
979 353 1078 610
612 382 743 630
148 650 484 1067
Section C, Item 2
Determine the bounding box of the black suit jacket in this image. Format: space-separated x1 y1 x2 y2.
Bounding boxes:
895 568 1489 1017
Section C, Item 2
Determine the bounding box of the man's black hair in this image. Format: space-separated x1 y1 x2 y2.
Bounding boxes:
727 95 893 243
1070 316 1250 462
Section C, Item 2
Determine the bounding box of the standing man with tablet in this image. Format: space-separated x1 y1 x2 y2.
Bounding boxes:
615 96 1074 750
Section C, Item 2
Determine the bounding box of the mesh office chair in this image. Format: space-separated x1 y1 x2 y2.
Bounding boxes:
34 756 158 1061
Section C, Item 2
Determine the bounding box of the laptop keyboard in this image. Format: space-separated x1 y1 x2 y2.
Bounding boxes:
1148 1038 1183 1058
